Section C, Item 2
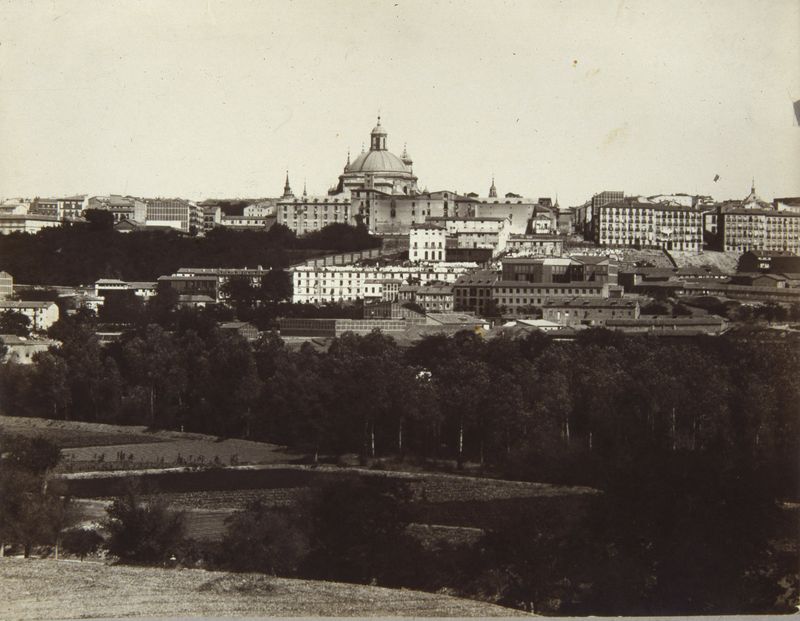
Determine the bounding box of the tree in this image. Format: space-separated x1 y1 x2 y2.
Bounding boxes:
122 325 186 427
0 311 31 337
0 433 62 474
104 492 185 564
259 269 292 304
31 351 72 419
98 290 145 325
303 477 411 584
0 434 65 557
221 276 257 310
83 209 115 231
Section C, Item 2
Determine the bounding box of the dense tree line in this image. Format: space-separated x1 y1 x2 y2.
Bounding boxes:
1 312 797 487
0 221 379 285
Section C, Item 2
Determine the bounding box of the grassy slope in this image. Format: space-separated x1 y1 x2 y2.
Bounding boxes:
0 558 525 619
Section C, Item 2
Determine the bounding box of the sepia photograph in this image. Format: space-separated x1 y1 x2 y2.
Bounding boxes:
0 0 798 618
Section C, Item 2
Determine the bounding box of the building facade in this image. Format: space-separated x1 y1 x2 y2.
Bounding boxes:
542 297 639 327
409 223 447 262
719 209 800 254
290 262 477 304
594 201 704 251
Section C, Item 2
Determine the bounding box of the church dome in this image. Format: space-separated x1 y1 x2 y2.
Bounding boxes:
348 149 410 174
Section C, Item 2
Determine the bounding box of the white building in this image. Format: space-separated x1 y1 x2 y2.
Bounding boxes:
409 223 447 262
244 202 276 218
0 300 60 332
0 214 61 235
427 216 511 256
290 262 477 304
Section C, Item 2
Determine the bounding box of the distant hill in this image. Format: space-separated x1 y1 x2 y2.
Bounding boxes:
1 558 525 618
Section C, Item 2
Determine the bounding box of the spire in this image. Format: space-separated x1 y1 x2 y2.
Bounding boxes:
401 142 413 166
282 171 294 198
489 175 497 198
303 179 307 197
751 177 755 193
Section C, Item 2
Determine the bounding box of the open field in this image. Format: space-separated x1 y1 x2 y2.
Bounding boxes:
0 415 167 448
0 558 525 619
0 415 299 470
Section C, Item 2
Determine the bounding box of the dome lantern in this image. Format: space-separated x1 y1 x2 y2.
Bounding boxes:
370 115 387 150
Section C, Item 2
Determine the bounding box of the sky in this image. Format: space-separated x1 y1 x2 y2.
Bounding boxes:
0 0 798 206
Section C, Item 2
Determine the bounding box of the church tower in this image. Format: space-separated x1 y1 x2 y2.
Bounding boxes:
489 175 497 198
282 171 294 198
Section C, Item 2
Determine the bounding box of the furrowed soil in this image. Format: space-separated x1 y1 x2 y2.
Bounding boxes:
0 558 526 619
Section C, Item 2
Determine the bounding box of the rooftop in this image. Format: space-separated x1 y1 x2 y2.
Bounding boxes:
542 297 638 308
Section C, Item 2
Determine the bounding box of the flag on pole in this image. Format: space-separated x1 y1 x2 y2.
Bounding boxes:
713 174 720 182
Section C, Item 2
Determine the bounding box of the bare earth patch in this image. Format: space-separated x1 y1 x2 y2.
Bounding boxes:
0 558 526 619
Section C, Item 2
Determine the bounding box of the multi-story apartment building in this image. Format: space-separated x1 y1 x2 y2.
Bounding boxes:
290 263 477 304
30 195 87 221
505 234 563 257
398 283 454 312
277 192 353 234
409 223 447 262
719 209 800 254
594 201 704 251
426 216 511 256
452 270 500 316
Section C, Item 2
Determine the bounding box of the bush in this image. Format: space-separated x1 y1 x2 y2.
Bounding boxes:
61 527 103 560
219 501 310 575
103 493 185 564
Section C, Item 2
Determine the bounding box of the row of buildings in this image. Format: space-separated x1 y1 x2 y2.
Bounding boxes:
574 186 800 254
0 195 280 235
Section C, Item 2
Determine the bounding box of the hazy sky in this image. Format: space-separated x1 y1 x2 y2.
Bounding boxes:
1 0 798 205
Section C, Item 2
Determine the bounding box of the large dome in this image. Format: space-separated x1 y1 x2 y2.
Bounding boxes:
347 149 411 174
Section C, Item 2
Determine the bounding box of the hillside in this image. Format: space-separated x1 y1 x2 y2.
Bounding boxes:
0 558 525 619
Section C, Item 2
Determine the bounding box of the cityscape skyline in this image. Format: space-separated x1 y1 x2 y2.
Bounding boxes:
0 0 798 205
